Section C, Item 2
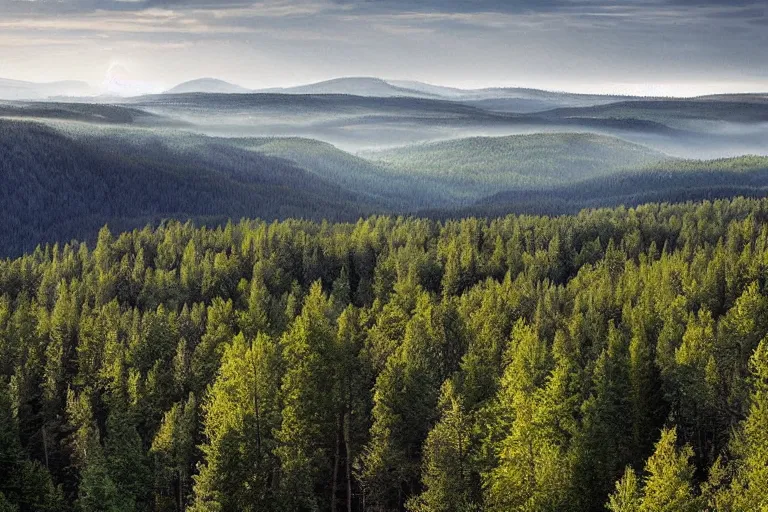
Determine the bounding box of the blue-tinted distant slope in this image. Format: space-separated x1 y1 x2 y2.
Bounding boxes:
0 101 176 125
541 100 768 126
259 77 437 98
0 120 384 256
0 78 97 100
227 137 447 209
125 92 690 151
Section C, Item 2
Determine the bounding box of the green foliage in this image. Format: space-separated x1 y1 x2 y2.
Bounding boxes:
715 339 768 510
363 133 665 201
276 282 337 510
407 381 476 512
191 334 281 512
0 199 768 511
608 428 703 512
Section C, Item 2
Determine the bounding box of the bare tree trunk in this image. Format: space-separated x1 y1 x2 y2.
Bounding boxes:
42 426 50 470
345 410 352 512
178 469 184 512
332 413 341 512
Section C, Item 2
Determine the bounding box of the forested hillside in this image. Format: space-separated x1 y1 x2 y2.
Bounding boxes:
361 133 665 200
461 155 768 216
1 198 768 511
0 120 379 256
229 137 443 209
5 115 768 259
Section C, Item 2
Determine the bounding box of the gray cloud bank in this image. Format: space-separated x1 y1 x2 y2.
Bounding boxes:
0 0 765 95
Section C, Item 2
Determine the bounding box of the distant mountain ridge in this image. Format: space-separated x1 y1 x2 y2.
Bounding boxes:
258 77 439 98
0 78 97 100
255 77 639 107
164 78 252 94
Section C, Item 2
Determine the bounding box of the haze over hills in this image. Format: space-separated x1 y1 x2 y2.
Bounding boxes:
458 155 768 216
4 97 768 256
1 74 764 104
0 73 647 105
0 74 767 254
119 89 768 157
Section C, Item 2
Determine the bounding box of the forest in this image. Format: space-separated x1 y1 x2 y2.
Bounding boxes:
4 113 768 259
1 197 767 511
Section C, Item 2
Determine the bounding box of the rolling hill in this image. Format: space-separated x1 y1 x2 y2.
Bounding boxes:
124 92 692 152
263 77 634 109
542 99 768 126
454 155 768 216
165 78 252 94
227 137 446 209
360 133 667 200
0 120 383 256
0 101 176 126
259 77 436 97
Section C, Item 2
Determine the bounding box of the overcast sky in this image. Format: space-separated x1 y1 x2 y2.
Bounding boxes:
0 0 766 95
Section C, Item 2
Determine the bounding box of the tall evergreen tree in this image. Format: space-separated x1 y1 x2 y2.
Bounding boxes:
407 381 476 512
191 333 281 512
276 281 337 511
608 427 702 512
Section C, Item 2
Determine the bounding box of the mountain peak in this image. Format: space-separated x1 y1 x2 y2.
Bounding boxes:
165 78 251 94
258 76 435 97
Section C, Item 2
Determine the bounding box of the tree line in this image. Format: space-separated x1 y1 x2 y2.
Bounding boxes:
1 197 768 511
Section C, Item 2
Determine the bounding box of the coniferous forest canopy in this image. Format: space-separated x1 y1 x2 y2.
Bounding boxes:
1 19 768 512
2 198 768 511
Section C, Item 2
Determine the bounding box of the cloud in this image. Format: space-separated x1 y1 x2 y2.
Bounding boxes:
0 0 765 92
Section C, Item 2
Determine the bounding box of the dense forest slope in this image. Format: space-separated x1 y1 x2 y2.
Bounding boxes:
361 133 666 199
4 114 768 256
542 99 768 126
0 102 174 125
229 137 445 209
460 155 768 216
0 120 379 256
1 198 768 511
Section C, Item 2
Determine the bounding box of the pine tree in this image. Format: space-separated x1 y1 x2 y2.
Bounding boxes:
331 307 372 512
572 323 633 509
190 298 235 394
104 401 152 510
719 338 768 510
360 294 444 511
238 262 272 339
609 427 702 512
607 467 641 512
407 381 476 512
639 427 702 512
65 388 123 512
152 393 197 511
276 282 337 510
191 334 281 512
483 325 576 512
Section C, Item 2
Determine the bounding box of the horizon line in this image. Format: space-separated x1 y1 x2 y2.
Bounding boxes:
3 74 768 100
